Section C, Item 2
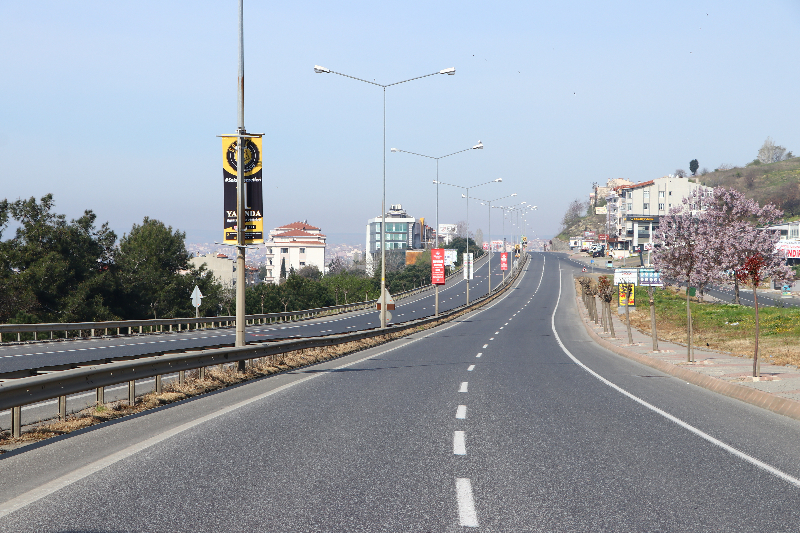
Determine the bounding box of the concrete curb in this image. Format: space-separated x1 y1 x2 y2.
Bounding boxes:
574 293 800 423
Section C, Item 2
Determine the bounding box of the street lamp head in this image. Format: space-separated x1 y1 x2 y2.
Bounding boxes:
495 178 502 182
314 65 331 74
433 180 438 184
439 67 456 75
512 193 517 196
473 140 483 149
390 148 398 152
461 194 466 198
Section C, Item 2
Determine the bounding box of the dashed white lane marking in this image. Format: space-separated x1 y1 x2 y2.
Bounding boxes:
456 405 467 419
553 263 800 490
459 382 468 393
489 337 494 341
482 344 488 349
467 365 475 371
453 431 467 455
476 353 482 358
456 478 479 527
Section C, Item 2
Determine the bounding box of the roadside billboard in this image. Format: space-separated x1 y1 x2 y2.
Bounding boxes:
618 283 636 306
613 268 638 285
500 253 508 271
444 249 458 266
223 137 264 244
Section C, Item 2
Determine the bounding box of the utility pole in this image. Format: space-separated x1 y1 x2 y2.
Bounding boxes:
235 0 246 360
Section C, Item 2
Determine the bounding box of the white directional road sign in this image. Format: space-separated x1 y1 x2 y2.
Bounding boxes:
191 285 204 308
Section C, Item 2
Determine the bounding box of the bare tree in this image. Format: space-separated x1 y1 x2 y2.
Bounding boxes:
675 169 687 178
455 220 469 239
716 163 734 171
475 228 484 249
700 167 709 175
758 136 787 164
560 199 587 231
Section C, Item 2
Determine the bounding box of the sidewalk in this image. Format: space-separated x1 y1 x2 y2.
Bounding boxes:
574 285 800 421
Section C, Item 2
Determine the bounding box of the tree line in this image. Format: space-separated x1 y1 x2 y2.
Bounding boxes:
1 195 478 324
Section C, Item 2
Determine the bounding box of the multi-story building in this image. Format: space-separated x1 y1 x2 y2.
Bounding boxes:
365 204 427 275
605 175 712 253
266 221 326 282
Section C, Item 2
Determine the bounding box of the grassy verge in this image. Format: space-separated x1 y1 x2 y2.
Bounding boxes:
617 283 800 366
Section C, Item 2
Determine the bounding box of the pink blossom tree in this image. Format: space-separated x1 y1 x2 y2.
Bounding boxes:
703 187 784 304
653 191 722 362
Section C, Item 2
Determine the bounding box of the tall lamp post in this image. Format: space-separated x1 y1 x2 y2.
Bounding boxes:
436 178 502 304
390 142 483 248
390 142 483 316
314 64 455 328
474 193 516 292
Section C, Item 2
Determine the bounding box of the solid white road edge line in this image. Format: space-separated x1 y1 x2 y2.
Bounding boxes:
552 263 800 489
456 478 479 527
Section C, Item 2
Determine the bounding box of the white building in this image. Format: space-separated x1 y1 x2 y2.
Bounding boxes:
189 253 235 287
605 175 712 251
267 221 326 282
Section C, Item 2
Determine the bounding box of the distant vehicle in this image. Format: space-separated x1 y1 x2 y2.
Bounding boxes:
589 244 605 257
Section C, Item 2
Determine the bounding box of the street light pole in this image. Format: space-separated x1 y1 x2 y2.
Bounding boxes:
473 193 516 292
390 142 483 317
436 178 502 305
315 65 455 328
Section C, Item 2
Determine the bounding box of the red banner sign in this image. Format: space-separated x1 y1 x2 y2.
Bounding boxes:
432 248 446 285
500 253 508 271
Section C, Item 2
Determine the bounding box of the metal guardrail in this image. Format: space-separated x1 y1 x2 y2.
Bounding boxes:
1 252 519 438
0 282 437 344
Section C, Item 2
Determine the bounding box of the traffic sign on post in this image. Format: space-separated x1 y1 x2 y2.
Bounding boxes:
190 285 203 318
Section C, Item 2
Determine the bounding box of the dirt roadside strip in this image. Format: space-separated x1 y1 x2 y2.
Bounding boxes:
574 282 800 423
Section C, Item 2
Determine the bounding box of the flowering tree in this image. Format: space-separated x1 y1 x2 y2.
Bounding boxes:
703 187 784 304
653 192 721 362
733 236 792 377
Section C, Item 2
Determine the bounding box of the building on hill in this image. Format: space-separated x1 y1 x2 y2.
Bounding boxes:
189 253 263 288
604 176 712 254
265 221 326 283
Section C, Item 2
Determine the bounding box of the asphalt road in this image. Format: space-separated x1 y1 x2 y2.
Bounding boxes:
3 251 800 531
0 253 514 375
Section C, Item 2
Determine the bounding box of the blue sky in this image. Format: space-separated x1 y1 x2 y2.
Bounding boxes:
2 0 799 245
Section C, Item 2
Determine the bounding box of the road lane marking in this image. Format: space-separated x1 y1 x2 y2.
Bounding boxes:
456 405 466 419
552 264 800 490
476 353 482 358
489 338 494 341
482 344 488 348
467 365 475 371
453 431 466 455
459 382 468 392
456 478 479 527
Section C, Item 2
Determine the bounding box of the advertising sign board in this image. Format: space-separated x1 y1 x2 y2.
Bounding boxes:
223 137 264 244
613 268 638 285
482 242 489 251
431 248 446 285
638 268 663 286
444 249 458 267
618 283 636 306
492 240 504 252
463 253 474 280
500 253 508 271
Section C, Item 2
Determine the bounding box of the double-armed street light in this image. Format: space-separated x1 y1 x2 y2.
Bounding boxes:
435 178 502 304
390 142 483 248
390 142 483 316
314 64 455 328
473 193 517 292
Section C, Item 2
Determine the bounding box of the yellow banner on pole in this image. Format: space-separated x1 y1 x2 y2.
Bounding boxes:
222 137 264 244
